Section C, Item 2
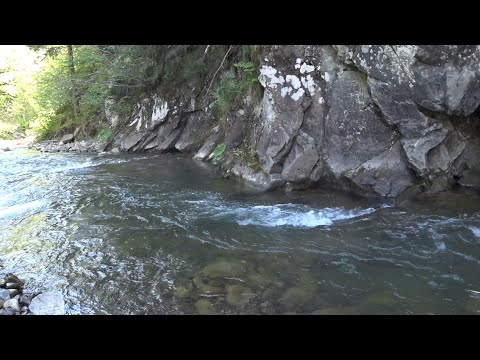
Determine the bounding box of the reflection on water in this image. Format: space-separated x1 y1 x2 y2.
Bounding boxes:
1 150 480 314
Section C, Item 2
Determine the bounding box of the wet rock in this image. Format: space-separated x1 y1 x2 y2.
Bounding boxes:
311 307 356 315
173 285 191 298
365 291 398 307
19 294 33 306
194 299 216 315
60 133 74 144
8 289 19 298
192 275 225 295
261 287 275 300
5 273 20 284
247 272 273 288
29 291 65 315
226 285 256 306
193 126 221 161
279 286 315 311
465 297 480 314
0 279 5 287
3 298 20 312
2 309 15 315
5 282 20 290
0 289 10 301
0 300 3 308
201 259 246 279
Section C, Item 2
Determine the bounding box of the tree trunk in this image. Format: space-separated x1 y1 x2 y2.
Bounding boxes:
67 45 80 119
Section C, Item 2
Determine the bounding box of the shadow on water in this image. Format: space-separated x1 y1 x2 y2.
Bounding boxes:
1 150 480 314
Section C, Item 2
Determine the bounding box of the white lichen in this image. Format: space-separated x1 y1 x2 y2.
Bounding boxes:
151 98 169 124
286 75 302 89
291 88 305 101
281 87 293 97
301 75 316 94
259 65 285 89
299 63 315 74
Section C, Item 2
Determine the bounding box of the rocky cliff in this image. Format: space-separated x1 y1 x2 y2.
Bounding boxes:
109 45 480 198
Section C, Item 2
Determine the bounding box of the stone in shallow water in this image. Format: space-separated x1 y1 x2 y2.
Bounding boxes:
0 279 5 287
3 298 20 312
192 275 225 295
194 299 216 315
0 289 10 302
279 287 314 311
226 285 256 306
29 292 65 315
5 274 20 284
6 282 20 289
173 285 191 298
201 259 246 278
8 289 19 298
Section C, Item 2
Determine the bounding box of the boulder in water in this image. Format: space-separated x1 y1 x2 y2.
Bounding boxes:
0 289 10 302
194 299 216 315
226 285 255 306
29 291 65 315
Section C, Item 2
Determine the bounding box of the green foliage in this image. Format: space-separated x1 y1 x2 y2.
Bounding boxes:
210 60 258 124
232 139 261 172
213 143 226 164
97 128 111 142
0 45 166 140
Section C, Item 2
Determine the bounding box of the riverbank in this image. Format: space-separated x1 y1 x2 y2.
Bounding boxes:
0 134 121 156
0 136 35 152
0 268 65 315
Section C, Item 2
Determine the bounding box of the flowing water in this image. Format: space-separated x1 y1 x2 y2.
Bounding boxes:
1 150 479 314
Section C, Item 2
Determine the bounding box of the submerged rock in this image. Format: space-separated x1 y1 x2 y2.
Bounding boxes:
200 259 246 279
194 299 216 315
192 275 226 295
226 285 256 306
279 286 315 311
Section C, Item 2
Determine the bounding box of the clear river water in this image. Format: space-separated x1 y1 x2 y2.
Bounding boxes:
0 150 479 314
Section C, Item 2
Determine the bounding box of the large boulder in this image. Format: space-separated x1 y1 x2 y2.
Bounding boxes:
29 291 65 315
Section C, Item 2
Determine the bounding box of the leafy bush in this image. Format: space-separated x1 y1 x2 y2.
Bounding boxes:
213 143 226 164
210 61 258 124
97 128 111 142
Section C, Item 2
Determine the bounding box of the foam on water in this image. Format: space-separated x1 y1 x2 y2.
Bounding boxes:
0 199 45 219
469 226 480 238
214 203 378 228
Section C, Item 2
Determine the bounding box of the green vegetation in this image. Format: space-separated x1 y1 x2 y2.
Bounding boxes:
232 139 261 172
213 143 226 164
0 45 259 143
0 45 164 140
97 128 111 142
210 60 259 124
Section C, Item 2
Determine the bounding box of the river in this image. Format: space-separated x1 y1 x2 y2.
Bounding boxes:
0 149 479 314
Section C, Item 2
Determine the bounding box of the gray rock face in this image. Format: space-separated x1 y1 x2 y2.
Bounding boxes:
29 292 65 315
108 45 480 197
60 134 74 144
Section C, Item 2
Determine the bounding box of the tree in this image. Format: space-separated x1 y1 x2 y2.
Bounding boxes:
67 45 81 119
